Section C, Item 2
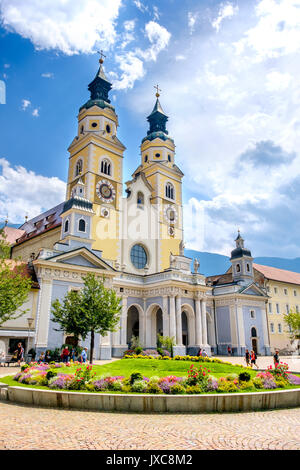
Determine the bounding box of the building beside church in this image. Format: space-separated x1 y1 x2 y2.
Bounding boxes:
0 58 272 359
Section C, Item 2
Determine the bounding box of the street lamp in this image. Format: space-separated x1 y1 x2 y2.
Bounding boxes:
27 317 34 358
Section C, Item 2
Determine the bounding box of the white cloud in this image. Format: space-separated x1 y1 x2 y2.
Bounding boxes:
21 99 31 110
113 21 170 89
32 108 39 117
41 72 54 78
0 0 122 55
188 12 198 34
212 2 239 32
133 0 149 14
235 0 300 61
265 70 291 92
3 63 10 68
126 1 300 257
0 158 66 222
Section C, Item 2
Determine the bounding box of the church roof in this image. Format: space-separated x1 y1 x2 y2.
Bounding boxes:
253 263 300 286
15 202 64 245
1 226 25 245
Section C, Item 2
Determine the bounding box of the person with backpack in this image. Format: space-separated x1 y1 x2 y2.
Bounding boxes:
245 349 250 367
250 350 258 368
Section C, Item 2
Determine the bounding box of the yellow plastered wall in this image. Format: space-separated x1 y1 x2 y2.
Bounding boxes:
267 279 299 351
12 228 61 262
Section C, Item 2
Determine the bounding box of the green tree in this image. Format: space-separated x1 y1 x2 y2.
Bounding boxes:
284 308 300 342
0 229 32 325
51 273 122 363
157 334 176 357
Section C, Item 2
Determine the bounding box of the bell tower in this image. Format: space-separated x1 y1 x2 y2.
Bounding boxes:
66 53 125 264
132 86 184 271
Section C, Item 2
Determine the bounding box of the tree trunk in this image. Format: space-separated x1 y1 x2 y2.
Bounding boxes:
90 330 94 364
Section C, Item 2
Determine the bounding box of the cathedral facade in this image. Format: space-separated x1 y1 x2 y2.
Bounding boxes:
3 58 271 359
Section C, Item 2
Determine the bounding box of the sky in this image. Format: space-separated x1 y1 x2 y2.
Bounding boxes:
0 0 300 259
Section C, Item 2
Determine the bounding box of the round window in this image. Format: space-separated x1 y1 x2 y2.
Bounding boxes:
130 244 147 269
91 122 98 128
155 153 160 158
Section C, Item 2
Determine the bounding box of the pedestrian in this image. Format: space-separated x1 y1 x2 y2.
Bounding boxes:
15 342 24 366
245 349 250 367
80 347 88 363
250 350 258 369
273 349 279 368
227 346 231 356
0 350 5 367
197 348 202 357
70 348 76 362
62 346 69 363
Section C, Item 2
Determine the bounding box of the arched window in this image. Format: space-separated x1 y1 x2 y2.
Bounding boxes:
247 263 250 272
75 159 83 177
101 159 111 176
137 191 144 207
165 182 174 200
78 219 86 232
251 327 257 337
64 220 69 233
236 264 241 273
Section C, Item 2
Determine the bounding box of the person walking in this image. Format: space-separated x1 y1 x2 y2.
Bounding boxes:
44 350 51 363
15 342 24 366
250 350 258 369
80 347 88 363
62 346 69 363
273 349 279 368
245 349 250 367
227 346 231 356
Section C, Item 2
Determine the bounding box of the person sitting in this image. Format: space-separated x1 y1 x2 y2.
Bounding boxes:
39 351 45 363
44 350 51 363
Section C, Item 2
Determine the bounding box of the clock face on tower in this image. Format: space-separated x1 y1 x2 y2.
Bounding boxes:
96 179 116 203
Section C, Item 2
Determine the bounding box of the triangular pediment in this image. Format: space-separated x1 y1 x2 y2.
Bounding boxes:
239 283 267 297
47 247 115 271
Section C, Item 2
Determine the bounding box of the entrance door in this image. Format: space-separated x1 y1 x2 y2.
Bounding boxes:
252 338 258 354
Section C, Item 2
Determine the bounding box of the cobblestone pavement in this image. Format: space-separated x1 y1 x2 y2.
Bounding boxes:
0 401 299 450
0 357 299 450
214 355 300 372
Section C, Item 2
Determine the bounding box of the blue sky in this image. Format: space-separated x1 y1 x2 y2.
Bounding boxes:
0 0 300 259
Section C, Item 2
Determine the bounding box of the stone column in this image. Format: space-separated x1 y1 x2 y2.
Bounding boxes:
169 295 176 340
120 296 128 347
195 298 202 346
35 279 53 351
176 296 182 346
201 299 208 347
162 296 169 337
261 306 270 355
236 302 246 355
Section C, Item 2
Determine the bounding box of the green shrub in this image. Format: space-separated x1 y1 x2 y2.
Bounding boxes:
110 380 123 391
46 370 57 381
85 383 95 392
225 373 239 381
217 380 239 393
253 377 263 389
185 385 202 394
239 380 254 391
146 382 163 394
239 371 251 382
129 372 144 385
157 347 163 356
135 347 143 355
275 377 289 388
170 383 186 394
131 380 148 393
34 374 48 386
21 364 30 371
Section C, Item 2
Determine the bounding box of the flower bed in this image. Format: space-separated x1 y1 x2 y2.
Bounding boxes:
9 360 300 395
